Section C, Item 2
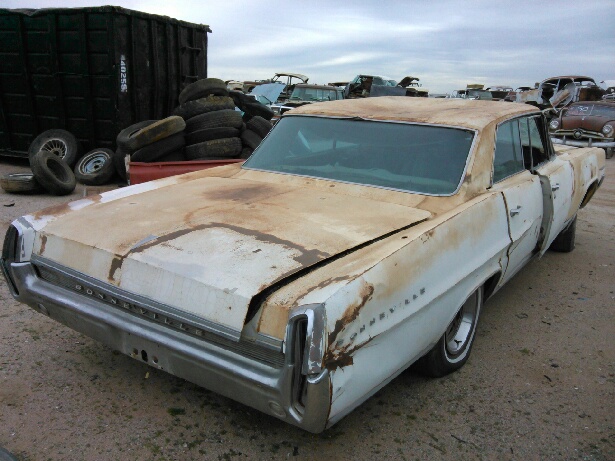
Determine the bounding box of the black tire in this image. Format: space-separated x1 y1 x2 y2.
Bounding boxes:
30 150 77 196
243 100 274 121
228 90 257 111
116 116 185 151
185 137 242 160
549 216 576 252
178 78 229 105
113 145 131 182
157 148 186 162
0 173 43 194
240 147 253 159
173 95 236 120
186 127 240 145
74 148 115 186
185 109 243 132
240 129 263 150
28 129 80 167
131 132 185 162
415 287 483 378
246 116 273 138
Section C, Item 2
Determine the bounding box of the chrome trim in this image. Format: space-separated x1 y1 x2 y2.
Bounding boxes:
551 137 615 148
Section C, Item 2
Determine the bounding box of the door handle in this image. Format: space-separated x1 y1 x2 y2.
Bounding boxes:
509 206 522 217
551 183 560 191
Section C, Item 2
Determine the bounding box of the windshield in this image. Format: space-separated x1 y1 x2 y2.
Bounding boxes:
566 103 615 118
243 116 475 195
290 87 340 101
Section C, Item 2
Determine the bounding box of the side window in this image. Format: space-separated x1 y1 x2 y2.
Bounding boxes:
520 116 549 168
493 120 524 183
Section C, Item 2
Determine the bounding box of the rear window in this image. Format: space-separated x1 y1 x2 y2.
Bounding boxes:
243 116 475 195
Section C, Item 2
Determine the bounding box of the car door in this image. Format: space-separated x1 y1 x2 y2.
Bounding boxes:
491 118 545 283
524 115 575 253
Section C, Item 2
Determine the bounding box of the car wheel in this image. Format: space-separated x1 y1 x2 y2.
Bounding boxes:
173 95 236 120
74 148 115 186
28 129 80 167
30 150 77 196
549 216 576 253
416 286 483 377
185 137 242 160
178 78 229 105
0 173 43 194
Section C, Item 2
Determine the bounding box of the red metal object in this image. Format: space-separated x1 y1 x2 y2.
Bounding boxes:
129 159 244 185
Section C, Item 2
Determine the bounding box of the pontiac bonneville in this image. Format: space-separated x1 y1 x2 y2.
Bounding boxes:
1 98 605 432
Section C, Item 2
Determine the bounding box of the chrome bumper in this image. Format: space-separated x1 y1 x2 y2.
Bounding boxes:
3 260 331 432
550 137 615 148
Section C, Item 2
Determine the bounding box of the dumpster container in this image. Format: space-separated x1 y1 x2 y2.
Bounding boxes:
0 6 211 158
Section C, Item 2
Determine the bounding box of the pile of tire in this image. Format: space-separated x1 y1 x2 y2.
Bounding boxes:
113 115 187 181
1 129 79 195
173 78 275 161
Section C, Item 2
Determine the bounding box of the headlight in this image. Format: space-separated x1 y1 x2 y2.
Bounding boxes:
549 119 560 130
602 124 613 136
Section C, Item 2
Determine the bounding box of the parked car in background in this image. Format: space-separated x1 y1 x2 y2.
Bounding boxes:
486 86 513 101
243 73 309 100
549 100 615 158
448 84 493 100
271 84 344 118
2 98 605 433
517 76 605 110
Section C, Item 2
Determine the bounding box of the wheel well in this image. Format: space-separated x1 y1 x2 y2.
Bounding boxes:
580 180 598 208
483 272 501 301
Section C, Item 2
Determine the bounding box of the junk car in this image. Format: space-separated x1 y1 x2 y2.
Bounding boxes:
517 76 605 110
1 98 605 433
549 100 615 158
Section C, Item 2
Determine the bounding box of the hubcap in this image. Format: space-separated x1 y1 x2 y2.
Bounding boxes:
41 138 68 159
445 291 479 357
82 153 107 174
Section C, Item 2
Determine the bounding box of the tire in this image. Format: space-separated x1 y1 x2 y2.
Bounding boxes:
185 109 243 132
30 150 77 196
0 173 43 194
185 127 240 145
131 132 185 162
243 100 274 121
415 287 483 378
178 78 229 105
157 148 186 162
116 116 185 151
240 147 253 159
240 129 263 150
74 148 115 186
28 129 80 167
113 145 131 182
549 216 576 252
228 90 257 111
173 95 236 120
185 137 242 160
246 116 273 138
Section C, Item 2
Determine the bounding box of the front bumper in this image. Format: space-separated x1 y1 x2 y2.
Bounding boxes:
550 136 615 148
2 258 331 432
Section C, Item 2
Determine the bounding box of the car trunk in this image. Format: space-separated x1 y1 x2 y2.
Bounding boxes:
31 175 431 338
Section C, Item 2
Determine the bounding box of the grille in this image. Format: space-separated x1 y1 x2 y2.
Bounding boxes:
34 262 285 368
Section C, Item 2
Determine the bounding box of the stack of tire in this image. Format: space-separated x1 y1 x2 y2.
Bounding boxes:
173 78 275 161
113 116 187 181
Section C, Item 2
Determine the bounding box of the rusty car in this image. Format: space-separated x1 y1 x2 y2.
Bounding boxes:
517 75 605 110
270 84 345 119
549 100 615 159
1 98 605 433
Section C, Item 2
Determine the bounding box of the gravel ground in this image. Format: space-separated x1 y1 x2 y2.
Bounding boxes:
0 157 613 461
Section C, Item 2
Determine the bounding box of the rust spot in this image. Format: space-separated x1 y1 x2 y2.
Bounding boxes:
323 335 377 372
32 196 102 220
108 256 123 283
327 282 374 349
39 235 47 255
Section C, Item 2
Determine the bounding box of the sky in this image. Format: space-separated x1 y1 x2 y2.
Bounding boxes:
3 0 614 94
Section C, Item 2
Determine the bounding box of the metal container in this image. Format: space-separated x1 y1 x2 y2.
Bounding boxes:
0 6 210 157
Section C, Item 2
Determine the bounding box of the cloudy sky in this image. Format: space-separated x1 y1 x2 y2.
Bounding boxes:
3 0 614 94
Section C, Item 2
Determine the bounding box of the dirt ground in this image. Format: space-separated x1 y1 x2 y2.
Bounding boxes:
0 156 613 461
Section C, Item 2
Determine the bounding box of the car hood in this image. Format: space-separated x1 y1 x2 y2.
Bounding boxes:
30 175 431 338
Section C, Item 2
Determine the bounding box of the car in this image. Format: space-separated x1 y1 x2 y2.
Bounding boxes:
270 84 345 118
486 86 514 101
448 84 493 100
1 98 605 433
517 75 605 110
549 100 615 158
243 73 309 101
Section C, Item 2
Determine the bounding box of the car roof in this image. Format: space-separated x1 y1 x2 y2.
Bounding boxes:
294 84 340 90
289 97 539 131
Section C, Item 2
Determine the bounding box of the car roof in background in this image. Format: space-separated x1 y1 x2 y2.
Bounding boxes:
288 97 539 131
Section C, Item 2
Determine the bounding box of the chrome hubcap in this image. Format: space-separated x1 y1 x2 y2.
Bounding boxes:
445 291 479 357
41 138 68 159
